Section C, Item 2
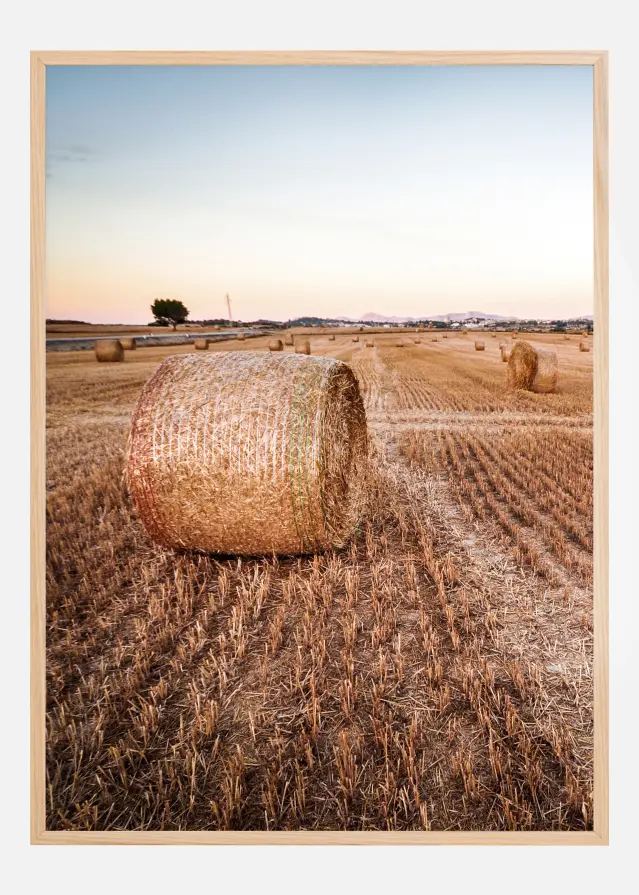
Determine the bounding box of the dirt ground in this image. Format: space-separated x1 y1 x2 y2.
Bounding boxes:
45 329 593 831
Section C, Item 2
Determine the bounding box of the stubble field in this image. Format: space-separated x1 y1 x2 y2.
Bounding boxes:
45 330 593 832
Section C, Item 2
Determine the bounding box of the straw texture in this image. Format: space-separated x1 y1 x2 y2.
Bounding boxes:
95 340 124 362
127 352 368 556
507 341 557 393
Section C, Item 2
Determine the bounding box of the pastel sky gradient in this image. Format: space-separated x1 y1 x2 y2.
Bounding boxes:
46 65 593 323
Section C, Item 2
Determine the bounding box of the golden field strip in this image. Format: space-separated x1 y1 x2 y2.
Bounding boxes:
45 330 593 832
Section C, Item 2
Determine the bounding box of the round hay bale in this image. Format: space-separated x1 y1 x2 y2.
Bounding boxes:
328 334 335 341
474 341 485 351
507 341 557 393
296 340 311 355
284 334 294 346
442 334 448 339
120 337 137 351
500 347 511 363
352 336 359 342
431 337 438 342
95 340 124 362
127 352 368 555
236 332 246 341
564 334 571 340
579 341 591 352
491 333 496 338
194 338 210 351
414 338 421 344
365 340 374 348
395 340 404 348
268 339 284 352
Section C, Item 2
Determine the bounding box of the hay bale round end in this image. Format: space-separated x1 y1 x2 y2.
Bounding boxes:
95 340 124 362
120 337 137 351
295 340 311 355
579 342 591 352
268 339 284 352
194 338 210 350
474 341 485 351
328 334 335 341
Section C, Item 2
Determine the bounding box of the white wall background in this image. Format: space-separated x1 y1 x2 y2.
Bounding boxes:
0 1 636 891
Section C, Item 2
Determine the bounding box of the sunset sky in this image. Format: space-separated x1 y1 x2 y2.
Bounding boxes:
46 65 593 323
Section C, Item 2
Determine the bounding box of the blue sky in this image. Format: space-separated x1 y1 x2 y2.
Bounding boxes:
46 65 593 322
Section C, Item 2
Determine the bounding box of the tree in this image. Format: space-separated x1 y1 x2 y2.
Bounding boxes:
150 298 189 331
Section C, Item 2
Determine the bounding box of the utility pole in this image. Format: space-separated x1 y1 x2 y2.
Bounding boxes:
226 294 232 323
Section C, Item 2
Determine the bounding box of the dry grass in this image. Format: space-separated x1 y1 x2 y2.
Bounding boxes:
46 330 593 832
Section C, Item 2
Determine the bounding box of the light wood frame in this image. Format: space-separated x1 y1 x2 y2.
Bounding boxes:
31 50 609 845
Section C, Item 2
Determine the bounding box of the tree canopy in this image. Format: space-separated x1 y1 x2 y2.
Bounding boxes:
150 299 189 331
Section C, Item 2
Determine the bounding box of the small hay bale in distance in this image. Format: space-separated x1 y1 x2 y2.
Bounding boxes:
500 347 511 363
328 334 335 341
474 341 485 351
120 337 137 351
365 340 374 348
579 341 591 352
564 334 571 340
194 338 210 350
284 334 294 346
431 337 438 342
442 334 448 339
507 340 557 393
395 340 404 348
296 339 311 355
236 332 246 341
268 339 284 352
127 351 368 556
491 333 497 338
352 335 359 342
95 339 124 362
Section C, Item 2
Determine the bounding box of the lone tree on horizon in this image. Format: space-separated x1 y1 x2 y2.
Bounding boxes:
151 298 189 331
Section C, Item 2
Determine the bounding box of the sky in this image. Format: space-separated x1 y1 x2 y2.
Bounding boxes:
46 65 593 323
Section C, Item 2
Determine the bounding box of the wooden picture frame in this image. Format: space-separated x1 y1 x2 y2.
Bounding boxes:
31 50 608 845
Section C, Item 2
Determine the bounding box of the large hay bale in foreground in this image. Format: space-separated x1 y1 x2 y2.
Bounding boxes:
328 334 335 341
507 341 557 393
268 339 284 352
127 352 368 555
579 341 591 352
500 347 511 363
194 338 210 350
236 332 246 341
296 340 311 355
95 340 124 362
284 334 294 346
475 341 485 351
120 337 137 351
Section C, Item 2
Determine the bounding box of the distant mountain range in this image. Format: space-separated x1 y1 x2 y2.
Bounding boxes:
337 311 593 324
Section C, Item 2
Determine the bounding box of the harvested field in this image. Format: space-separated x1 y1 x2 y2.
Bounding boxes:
46 330 593 832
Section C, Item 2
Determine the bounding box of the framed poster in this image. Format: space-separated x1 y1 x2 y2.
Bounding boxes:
31 50 608 844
